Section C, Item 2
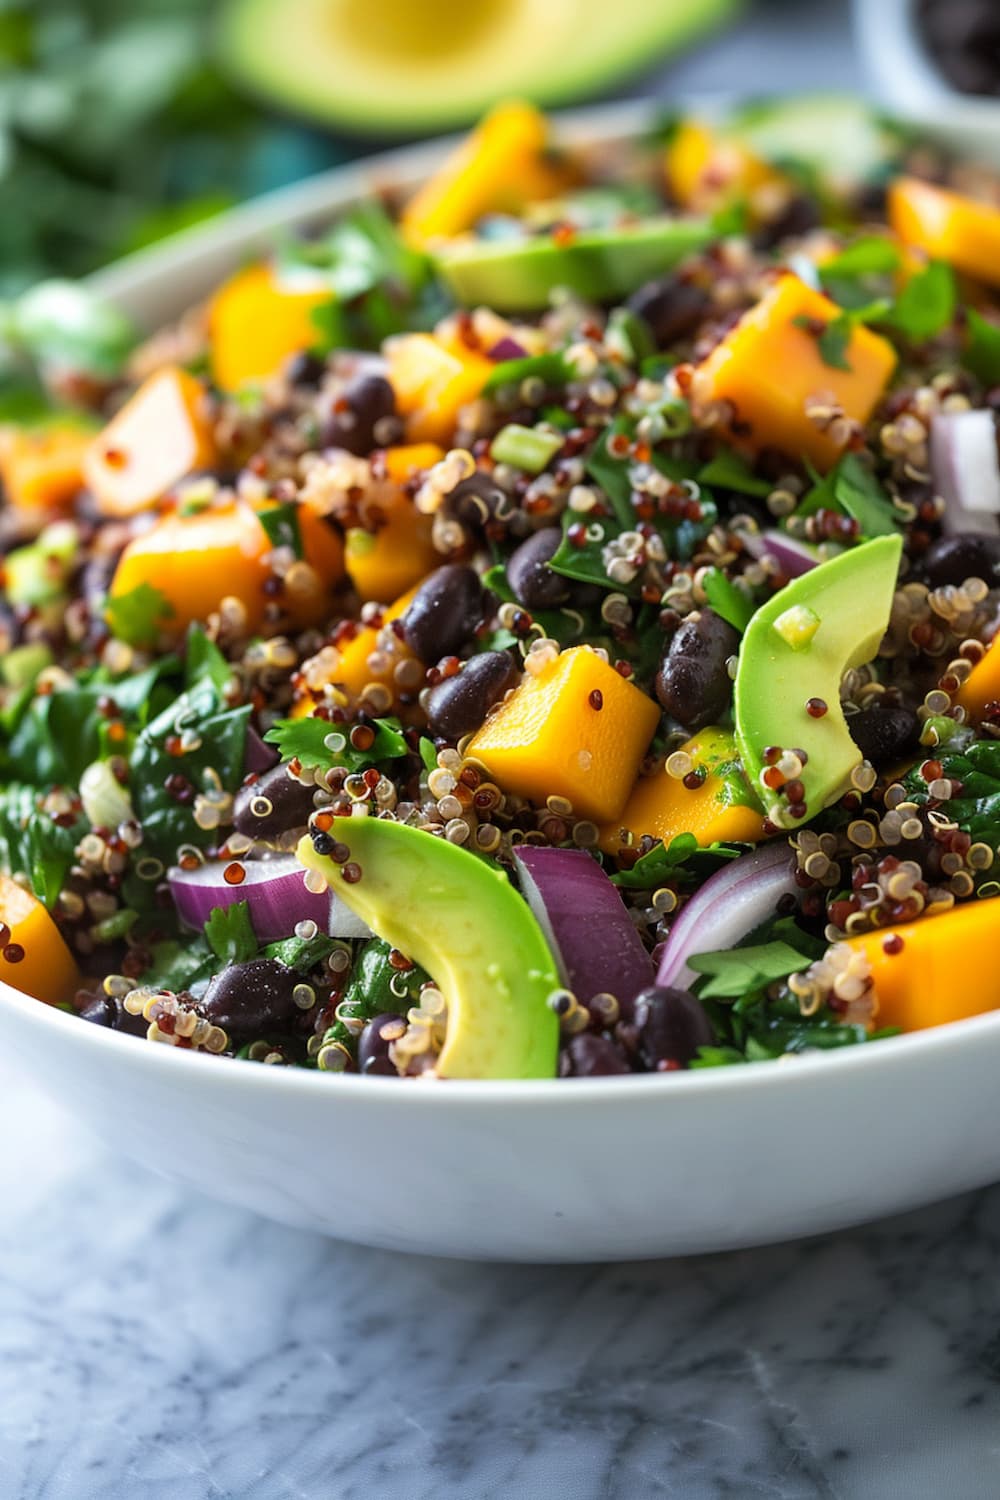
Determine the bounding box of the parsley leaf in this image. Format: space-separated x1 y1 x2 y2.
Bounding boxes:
264 715 408 771
688 939 808 999
142 937 216 995
204 901 258 965
264 932 339 973
697 447 772 498
104 582 174 647
887 260 955 342
0 782 87 908
832 453 899 537
258 502 303 558
964 309 1000 386
482 352 568 395
702 567 756 633
185 628 232 696
612 833 751 890
820 236 902 279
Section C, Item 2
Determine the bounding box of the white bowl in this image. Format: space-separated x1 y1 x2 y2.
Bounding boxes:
5 100 1000 1262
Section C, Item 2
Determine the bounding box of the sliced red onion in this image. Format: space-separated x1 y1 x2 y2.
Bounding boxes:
741 527 819 577
244 725 280 774
930 410 1000 536
656 842 797 992
168 853 370 942
488 335 529 361
514 846 654 1014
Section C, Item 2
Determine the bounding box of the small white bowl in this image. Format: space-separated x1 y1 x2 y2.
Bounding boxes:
6 100 1000 1262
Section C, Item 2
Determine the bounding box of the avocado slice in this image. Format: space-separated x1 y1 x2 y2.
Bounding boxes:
217 0 740 135
0 642 53 690
296 819 560 1079
3 521 78 608
436 217 712 312
728 95 904 189
734 536 902 827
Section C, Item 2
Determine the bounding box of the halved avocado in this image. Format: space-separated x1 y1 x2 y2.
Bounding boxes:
436 217 712 311
297 818 561 1079
216 0 740 135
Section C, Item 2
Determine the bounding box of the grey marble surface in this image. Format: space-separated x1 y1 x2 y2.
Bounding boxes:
5 1057 1000 1500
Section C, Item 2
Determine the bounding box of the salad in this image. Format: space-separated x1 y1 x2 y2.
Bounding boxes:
3 97 1000 1081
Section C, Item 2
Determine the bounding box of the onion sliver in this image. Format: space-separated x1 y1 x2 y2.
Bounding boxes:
514 846 654 1014
168 853 370 942
930 410 1000 537
655 841 797 991
741 527 818 577
488 336 529 361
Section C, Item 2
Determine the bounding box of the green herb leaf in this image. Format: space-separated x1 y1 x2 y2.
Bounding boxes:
0 782 87 909
258 502 303 558
612 834 750 890
264 932 340 974
964 309 1000 386
794 312 852 371
549 508 630 593
701 567 756 632
418 737 438 773
583 419 637 529
142 937 216 994
185 628 232 696
204 901 258 965
833 453 899 536
697 447 772 498
820 236 902 279
264 715 408 771
887 260 956 342
688 939 807 999
482 352 568 395
104 582 175 648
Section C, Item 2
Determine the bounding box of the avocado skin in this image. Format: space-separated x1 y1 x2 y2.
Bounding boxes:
297 819 560 1080
435 218 713 312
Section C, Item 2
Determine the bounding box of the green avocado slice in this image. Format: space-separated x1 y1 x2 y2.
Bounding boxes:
217 0 740 135
435 217 712 311
297 819 560 1079
734 535 902 827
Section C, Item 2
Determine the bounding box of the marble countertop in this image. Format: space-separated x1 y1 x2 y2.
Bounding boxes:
10 4 999 1497
5 1056 1000 1500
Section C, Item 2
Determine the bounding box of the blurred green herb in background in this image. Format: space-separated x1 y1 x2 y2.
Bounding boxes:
0 0 346 295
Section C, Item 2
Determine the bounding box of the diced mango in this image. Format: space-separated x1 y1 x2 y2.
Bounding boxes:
666 119 779 214
0 873 79 1005
345 487 438 604
467 646 660 824
84 366 216 517
888 176 1000 290
110 499 270 634
598 726 766 855
379 443 445 483
0 423 92 515
208 261 331 392
292 582 424 717
401 100 572 245
845 897 1000 1032
386 332 494 445
692 274 897 470
278 505 345 628
955 635 1000 721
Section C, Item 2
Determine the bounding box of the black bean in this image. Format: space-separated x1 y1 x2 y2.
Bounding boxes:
403 564 485 662
847 705 921 767
633 986 715 1069
425 651 519 740
506 527 572 610
921 532 1000 590
233 764 317 843
624 276 710 348
655 608 740 732
78 992 149 1038
561 1033 630 1077
201 958 300 1037
753 195 822 251
286 350 327 388
323 373 396 456
444 471 508 528
358 1011 404 1076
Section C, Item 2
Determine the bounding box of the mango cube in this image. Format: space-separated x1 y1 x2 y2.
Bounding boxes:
889 176 1000 289
468 646 660 824
0 873 80 1005
386 332 494 445
208 261 331 392
598 726 765 855
0 422 91 515
84 365 216 517
666 119 778 214
692 274 897 470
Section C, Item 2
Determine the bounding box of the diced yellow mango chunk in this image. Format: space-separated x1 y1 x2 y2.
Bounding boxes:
889 176 1000 289
0 423 92 516
208 261 331 392
0 873 79 1005
598 726 765 855
666 119 779 214
692 274 897 470
386 332 493 444
401 100 572 245
84 366 216 517
467 646 660 824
